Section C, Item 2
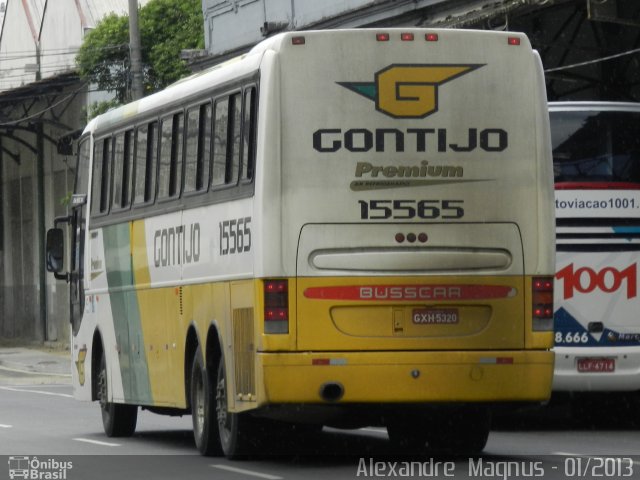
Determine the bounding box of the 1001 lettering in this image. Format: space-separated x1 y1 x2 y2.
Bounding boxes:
358 199 464 220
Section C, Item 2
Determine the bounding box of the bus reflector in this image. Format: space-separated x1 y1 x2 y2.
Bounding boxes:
401 32 414 41
264 280 289 334
376 33 390 42
292 36 305 45
425 33 439 42
508 37 521 46
532 276 554 331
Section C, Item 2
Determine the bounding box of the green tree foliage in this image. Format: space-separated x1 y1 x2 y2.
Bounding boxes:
77 0 204 108
141 0 205 91
76 13 129 102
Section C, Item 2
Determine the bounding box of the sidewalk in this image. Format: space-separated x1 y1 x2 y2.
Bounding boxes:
0 344 71 384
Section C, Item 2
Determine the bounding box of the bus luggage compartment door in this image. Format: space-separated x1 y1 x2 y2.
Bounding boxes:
295 223 525 351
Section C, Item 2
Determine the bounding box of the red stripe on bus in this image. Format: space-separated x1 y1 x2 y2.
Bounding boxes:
555 181 640 190
303 285 515 301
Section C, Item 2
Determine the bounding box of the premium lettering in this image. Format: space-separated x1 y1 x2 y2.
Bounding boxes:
355 160 463 179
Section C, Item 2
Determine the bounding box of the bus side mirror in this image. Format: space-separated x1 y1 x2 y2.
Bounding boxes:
46 228 65 274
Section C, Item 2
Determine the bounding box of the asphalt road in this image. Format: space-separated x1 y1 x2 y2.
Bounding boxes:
1 357 640 480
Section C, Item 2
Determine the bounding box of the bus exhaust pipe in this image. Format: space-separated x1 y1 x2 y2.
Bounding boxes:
319 382 344 402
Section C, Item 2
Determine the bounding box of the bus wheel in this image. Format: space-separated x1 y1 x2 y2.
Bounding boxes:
98 353 137 437
215 358 263 459
427 407 491 454
386 419 428 454
190 346 222 456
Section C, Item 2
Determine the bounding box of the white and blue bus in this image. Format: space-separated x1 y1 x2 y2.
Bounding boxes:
552 101 640 393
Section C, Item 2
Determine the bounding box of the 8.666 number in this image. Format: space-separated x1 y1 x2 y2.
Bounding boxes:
358 199 464 220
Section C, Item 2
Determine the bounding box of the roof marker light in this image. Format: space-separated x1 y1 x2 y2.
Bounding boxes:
376 33 390 42
508 37 521 46
425 33 439 42
291 36 305 45
401 32 414 41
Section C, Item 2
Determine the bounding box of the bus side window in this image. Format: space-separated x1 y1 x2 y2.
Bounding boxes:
133 122 158 205
158 113 184 200
185 103 212 193
212 97 229 188
228 93 242 185
241 86 257 181
91 138 110 216
112 130 134 210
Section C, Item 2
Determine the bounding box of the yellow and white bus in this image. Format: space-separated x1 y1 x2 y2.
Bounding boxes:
47 28 555 457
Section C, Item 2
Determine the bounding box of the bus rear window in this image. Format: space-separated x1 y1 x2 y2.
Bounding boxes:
551 110 640 186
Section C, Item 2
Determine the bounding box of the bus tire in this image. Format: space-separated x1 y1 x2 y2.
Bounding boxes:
216 357 263 459
98 353 137 437
427 407 491 454
191 346 223 456
386 419 428 454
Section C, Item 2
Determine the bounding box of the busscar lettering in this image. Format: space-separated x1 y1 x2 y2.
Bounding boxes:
153 223 201 267
360 286 462 300
313 127 507 153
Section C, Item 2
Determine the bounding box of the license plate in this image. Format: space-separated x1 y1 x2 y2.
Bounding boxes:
577 357 615 373
412 308 459 325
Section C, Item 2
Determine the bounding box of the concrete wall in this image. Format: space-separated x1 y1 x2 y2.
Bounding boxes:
0 88 83 343
0 0 136 343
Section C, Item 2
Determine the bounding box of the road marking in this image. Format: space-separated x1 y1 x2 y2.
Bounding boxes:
212 464 283 480
360 427 387 434
0 386 73 398
0 365 71 378
0 424 12 428
73 438 121 447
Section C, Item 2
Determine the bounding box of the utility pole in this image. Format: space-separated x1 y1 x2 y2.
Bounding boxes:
128 0 144 100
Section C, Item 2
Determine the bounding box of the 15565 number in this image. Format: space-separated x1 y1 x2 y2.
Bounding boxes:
219 217 252 255
358 199 464 220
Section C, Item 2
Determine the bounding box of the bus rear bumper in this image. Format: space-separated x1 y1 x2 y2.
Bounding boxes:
552 346 640 392
260 350 553 404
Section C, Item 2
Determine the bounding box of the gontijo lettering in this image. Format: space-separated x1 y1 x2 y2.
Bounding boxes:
153 223 201 267
313 127 508 153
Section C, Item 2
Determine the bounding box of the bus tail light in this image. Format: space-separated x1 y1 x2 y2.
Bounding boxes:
532 276 554 331
264 279 289 334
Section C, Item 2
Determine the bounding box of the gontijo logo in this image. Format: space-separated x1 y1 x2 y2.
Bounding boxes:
338 64 484 119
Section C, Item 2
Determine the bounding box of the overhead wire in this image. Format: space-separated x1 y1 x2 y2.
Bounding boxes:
544 47 640 73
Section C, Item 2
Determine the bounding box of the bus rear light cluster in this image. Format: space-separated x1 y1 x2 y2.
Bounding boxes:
264 279 289 334
375 32 439 42
532 276 554 331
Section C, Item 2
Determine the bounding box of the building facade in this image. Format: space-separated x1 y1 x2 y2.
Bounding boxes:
0 0 145 343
